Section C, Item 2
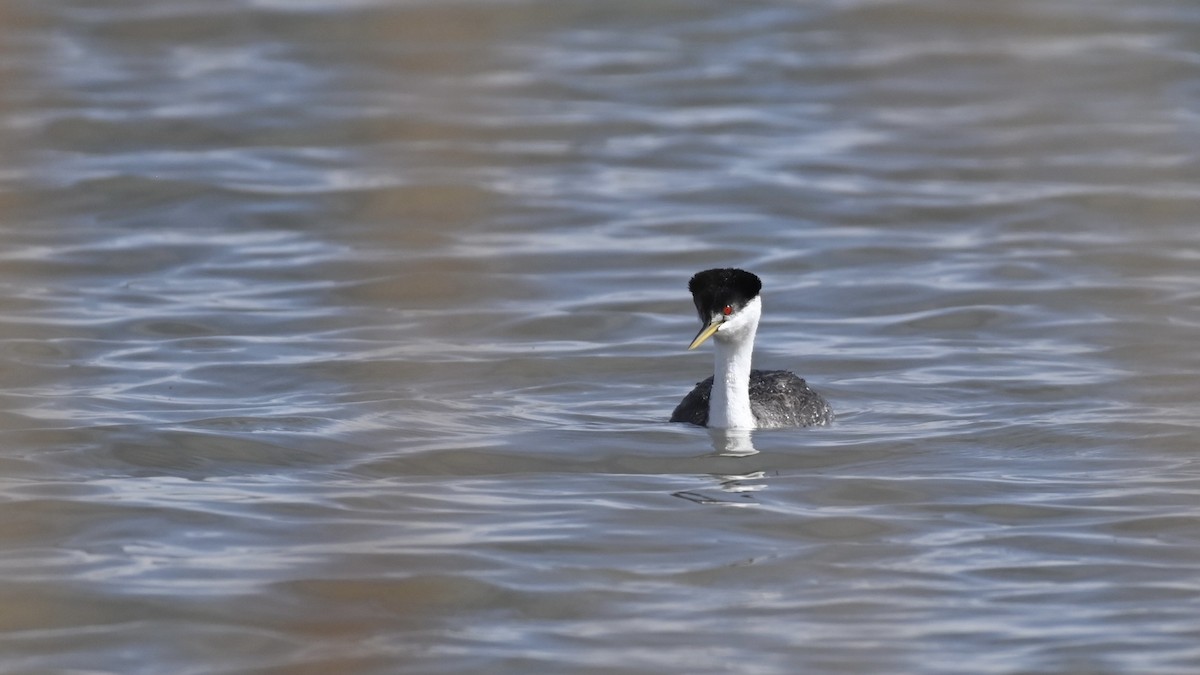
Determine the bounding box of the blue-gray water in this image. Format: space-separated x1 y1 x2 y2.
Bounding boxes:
2 1 1199 673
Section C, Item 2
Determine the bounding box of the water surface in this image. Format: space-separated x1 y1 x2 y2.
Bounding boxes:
1 0 1199 673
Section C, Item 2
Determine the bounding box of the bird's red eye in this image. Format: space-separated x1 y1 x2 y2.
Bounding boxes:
722 305 733 316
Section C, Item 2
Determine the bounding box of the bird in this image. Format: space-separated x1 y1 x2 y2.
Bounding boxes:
670 268 831 429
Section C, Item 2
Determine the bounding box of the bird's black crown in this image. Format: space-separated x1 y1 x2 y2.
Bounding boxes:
687 268 762 318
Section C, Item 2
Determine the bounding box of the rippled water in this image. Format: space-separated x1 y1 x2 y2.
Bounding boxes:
2 0 1199 672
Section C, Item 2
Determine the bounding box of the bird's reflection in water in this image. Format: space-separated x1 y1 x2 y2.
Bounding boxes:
672 429 771 506
709 428 758 457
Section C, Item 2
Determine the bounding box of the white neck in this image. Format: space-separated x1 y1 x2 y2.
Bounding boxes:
708 297 760 429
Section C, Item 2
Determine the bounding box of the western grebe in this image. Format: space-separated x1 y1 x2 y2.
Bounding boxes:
670 268 832 429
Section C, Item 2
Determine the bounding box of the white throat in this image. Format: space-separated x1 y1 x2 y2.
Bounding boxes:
708 296 760 429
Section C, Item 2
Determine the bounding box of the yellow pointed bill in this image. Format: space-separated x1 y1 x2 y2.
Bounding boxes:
688 320 722 350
